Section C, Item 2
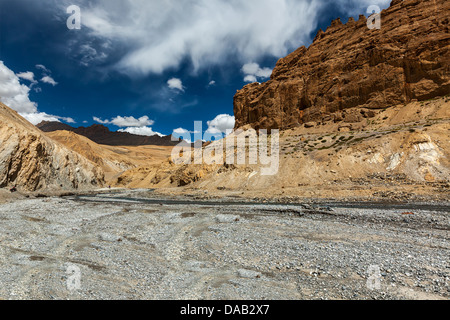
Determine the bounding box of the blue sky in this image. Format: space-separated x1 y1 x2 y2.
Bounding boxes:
0 0 390 138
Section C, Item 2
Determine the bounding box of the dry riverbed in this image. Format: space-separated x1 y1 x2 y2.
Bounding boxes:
0 190 448 300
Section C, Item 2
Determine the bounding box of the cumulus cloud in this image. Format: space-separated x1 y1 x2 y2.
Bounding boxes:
173 128 191 135
92 116 109 125
0 61 74 125
242 63 272 78
242 63 272 83
243 75 258 83
41 76 58 86
207 114 235 134
0 61 38 114
35 64 58 86
172 128 194 144
35 64 51 74
95 115 163 137
118 126 164 137
21 113 75 125
172 115 235 142
17 71 38 85
167 78 184 91
93 115 155 127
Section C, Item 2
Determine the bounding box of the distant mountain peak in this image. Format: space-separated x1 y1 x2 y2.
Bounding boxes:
36 121 180 147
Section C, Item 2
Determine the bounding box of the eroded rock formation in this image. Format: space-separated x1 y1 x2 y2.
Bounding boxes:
234 0 450 130
0 102 104 191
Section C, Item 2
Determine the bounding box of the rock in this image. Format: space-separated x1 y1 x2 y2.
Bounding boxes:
361 109 376 119
234 0 450 131
99 233 122 242
238 269 262 279
338 125 352 132
0 102 105 192
304 122 317 128
344 113 363 124
215 214 241 223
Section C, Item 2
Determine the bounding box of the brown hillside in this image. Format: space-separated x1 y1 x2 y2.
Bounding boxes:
0 102 104 192
46 130 174 183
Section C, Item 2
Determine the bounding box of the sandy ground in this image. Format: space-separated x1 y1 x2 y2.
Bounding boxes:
0 190 448 300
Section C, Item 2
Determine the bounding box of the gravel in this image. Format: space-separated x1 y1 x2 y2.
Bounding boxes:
0 191 448 300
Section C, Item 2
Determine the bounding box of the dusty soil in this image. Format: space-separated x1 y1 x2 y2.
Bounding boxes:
0 190 448 300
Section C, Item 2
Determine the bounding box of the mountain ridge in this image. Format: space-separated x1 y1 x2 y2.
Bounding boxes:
37 121 181 147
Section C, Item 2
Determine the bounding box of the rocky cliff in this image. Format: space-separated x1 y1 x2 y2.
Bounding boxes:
0 102 104 191
234 0 450 130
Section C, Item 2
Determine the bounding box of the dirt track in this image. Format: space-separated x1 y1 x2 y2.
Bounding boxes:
0 190 448 300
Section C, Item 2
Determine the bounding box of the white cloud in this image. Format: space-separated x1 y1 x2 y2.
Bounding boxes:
207 114 235 134
93 115 155 127
35 64 58 86
243 75 258 83
242 63 272 78
0 61 74 125
173 128 191 135
172 128 194 144
172 115 235 143
36 0 392 76
242 62 272 83
93 116 109 124
41 76 58 86
167 78 184 91
118 126 164 137
0 61 38 114
63 117 76 124
17 72 38 84
21 113 75 125
35 64 51 74
67 0 325 75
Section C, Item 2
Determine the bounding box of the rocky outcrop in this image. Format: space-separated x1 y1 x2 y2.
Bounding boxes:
234 0 450 130
0 103 104 191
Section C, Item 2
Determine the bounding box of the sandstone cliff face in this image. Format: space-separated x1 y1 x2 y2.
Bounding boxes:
234 0 450 130
0 103 104 191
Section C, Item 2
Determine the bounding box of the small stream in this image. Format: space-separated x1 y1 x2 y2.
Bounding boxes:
68 193 450 213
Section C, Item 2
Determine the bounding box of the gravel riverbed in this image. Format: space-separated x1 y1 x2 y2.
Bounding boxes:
0 191 448 300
